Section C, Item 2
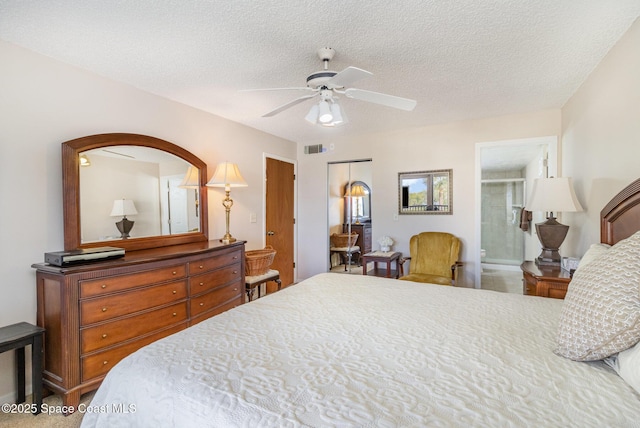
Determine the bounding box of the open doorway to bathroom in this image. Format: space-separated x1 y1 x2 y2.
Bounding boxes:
475 137 557 292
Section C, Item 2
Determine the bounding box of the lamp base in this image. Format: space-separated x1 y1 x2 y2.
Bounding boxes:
115 217 135 239
534 216 569 267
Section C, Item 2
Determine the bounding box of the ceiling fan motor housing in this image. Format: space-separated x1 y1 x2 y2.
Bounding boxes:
306 71 338 88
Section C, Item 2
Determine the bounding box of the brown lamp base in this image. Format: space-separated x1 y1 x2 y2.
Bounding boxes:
115 217 135 239
534 216 569 267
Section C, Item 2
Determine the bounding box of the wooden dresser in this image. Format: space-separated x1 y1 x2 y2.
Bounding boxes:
521 261 571 299
33 240 244 409
343 223 372 254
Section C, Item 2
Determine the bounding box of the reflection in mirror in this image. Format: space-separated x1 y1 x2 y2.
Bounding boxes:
63 133 208 252
79 146 199 243
344 181 371 224
398 169 453 214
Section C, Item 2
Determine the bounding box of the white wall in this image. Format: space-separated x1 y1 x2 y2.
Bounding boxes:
297 110 562 285
0 40 296 402
561 18 640 256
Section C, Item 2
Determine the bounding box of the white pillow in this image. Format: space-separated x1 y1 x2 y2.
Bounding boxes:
576 243 611 271
606 341 640 395
555 231 640 361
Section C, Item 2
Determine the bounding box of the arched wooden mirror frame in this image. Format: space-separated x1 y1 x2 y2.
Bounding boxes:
62 133 209 251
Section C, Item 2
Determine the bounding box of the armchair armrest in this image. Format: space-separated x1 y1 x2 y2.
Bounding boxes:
399 256 411 277
450 261 464 286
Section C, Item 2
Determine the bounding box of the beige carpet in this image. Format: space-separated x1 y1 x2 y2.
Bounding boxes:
0 392 94 428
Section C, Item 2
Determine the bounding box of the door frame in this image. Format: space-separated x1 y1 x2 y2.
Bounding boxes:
263 153 298 283
474 136 558 288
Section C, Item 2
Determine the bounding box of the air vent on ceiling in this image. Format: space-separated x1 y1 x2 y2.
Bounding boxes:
304 144 326 154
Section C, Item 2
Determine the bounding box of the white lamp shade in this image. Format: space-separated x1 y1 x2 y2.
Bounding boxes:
305 104 319 124
206 162 248 188
528 177 583 213
330 103 343 124
178 165 200 189
110 199 138 217
318 101 332 123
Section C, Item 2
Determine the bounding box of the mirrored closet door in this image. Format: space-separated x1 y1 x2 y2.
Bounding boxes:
327 159 373 273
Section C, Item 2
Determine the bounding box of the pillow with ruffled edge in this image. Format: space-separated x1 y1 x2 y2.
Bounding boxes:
605 340 640 395
555 231 640 361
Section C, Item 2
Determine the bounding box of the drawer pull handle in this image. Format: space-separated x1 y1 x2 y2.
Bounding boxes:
233 256 238 259
234 287 238 291
199 265 204 269
172 290 177 294
199 302 204 306
172 271 177 275
101 284 107 289
102 334 107 339
102 307 107 312
199 282 204 286
103 361 108 365
172 312 177 316
233 270 238 274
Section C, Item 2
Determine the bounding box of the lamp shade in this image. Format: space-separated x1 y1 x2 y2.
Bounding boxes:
528 177 583 213
206 162 248 188
305 104 319 124
345 184 367 197
110 199 138 217
318 101 332 123
178 165 200 189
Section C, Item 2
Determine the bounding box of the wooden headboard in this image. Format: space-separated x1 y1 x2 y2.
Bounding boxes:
601 178 640 245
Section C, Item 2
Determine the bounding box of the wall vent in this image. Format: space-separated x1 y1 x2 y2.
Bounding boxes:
304 144 325 154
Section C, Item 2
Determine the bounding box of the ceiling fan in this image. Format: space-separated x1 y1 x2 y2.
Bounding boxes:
243 48 417 126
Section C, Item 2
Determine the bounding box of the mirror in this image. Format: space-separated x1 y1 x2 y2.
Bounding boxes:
63 133 209 251
344 181 371 224
398 169 453 215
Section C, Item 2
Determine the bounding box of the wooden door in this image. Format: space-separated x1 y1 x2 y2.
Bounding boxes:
265 158 295 290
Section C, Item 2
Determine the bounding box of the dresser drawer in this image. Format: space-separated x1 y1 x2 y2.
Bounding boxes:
81 280 187 325
190 297 242 326
188 249 243 274
81 323 187 382
81 302 187 353
189 263 242 296
190 281 242 317
81 264 187 298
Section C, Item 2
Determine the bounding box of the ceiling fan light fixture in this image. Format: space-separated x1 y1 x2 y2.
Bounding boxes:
330 102 343 125
318 101 333 123
305 104 319 124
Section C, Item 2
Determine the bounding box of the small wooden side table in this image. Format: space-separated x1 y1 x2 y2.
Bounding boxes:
521 261 572 299
361 251 402 278
0 322 45 414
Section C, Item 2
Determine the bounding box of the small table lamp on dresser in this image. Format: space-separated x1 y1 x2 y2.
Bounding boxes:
527 177 583 266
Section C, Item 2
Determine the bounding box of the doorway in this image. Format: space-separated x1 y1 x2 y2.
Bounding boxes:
327 159 373 273
265 155 296 290
475 137 557 290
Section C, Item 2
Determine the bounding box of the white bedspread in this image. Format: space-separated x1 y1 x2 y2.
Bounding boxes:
82 273 640 427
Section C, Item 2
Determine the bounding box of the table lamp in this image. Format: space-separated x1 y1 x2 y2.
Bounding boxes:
206 162 247 243
110 199 138 239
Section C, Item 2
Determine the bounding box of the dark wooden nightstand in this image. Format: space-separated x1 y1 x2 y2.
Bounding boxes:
521 261 572 299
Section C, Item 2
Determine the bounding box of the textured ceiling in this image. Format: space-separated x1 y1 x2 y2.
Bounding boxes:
1 1 639 147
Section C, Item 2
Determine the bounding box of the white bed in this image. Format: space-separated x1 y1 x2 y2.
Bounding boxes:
81 272 639 427
82 179 640 427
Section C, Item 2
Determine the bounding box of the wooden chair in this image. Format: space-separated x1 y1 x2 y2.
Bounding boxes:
399 232 463 285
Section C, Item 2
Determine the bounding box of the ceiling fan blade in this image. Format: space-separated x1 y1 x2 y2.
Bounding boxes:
262 93 318 117
326 67 373 88
239 87 315 93
344 88 417 111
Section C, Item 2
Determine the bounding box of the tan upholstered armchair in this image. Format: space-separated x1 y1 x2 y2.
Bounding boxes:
399 232 463 286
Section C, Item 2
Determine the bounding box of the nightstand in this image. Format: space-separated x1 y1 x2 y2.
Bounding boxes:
521 261 572 299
